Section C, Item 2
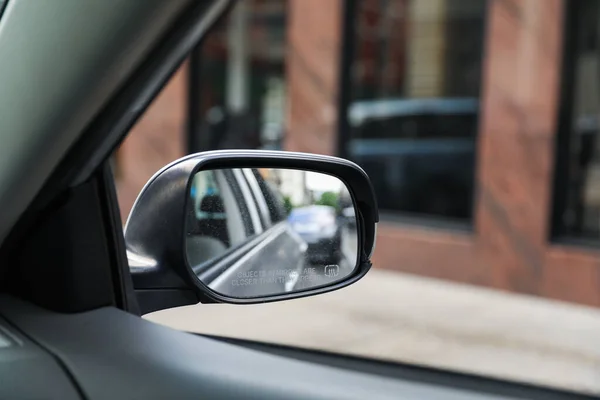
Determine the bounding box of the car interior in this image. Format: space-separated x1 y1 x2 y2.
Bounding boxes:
0 0 596 399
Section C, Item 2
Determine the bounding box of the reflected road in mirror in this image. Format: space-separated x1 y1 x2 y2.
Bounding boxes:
185 167 359 298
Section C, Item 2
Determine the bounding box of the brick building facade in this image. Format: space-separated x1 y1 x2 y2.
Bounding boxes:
116 0 600 307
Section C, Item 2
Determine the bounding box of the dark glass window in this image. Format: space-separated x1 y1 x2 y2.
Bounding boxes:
344 0 487 223
553 0 600 239
189 0 287 152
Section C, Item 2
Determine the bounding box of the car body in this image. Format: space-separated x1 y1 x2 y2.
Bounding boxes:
341 206 357 229
288 205 342 265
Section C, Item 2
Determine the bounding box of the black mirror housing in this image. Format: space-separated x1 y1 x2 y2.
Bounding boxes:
125 150 378 314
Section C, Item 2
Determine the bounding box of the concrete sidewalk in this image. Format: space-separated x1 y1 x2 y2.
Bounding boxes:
146 269 600 395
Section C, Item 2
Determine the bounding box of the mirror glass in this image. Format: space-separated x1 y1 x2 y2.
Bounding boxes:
185 167 359 298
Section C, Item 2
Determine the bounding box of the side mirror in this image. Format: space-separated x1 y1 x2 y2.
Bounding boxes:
125 150 378 314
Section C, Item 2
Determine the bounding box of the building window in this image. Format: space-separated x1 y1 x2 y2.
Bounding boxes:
343 0 487 223
553 0 600 240
188 0 287 152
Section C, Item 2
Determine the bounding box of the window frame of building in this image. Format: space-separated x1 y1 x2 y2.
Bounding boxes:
336 0 489 229
550 0 600 245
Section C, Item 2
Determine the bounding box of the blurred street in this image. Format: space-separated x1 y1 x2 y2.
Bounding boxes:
147 269 600 395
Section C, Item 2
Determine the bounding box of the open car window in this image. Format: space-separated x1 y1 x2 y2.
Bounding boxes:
113 0 600 397
186 168 260 267
185 166 294 271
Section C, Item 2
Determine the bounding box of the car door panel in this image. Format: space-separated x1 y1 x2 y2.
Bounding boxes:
0 294 539 400
205 222 307 297
0 316 81 400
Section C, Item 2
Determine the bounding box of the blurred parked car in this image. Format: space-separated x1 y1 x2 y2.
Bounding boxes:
288 205 342 265
341 206 357 229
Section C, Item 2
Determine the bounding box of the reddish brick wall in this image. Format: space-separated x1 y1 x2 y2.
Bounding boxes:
115 63 187 223
284 0 343 155
372 0 600 307
476 0 563 294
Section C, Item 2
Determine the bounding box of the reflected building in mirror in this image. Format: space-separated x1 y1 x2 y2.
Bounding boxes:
260 168 311 208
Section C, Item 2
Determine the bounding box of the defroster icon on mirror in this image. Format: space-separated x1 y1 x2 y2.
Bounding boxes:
324 265 340 278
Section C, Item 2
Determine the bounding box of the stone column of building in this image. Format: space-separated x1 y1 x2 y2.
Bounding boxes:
226 1 250 117
473 0 597 303
284 0 343 155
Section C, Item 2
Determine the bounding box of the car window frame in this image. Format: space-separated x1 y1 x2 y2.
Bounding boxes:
240 168 273 229
220 169 256 238
231 168 263 234
250 169 287 224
